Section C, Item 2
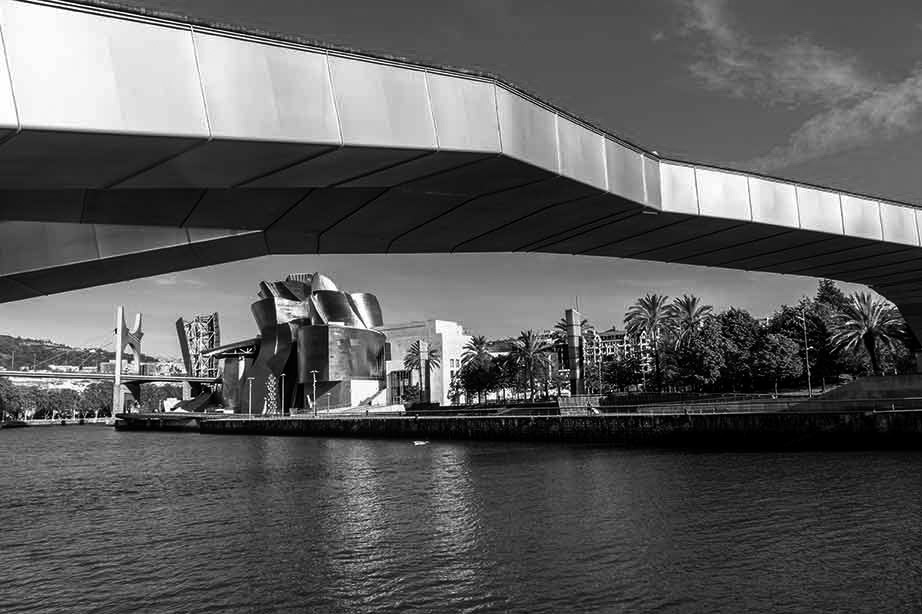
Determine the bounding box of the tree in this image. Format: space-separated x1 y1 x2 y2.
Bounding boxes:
754 333 803 394
671 316 726 390
668 294 713 349
403 340 441 402
553 316 591 343
716 307 761 391
830 292 905 376
492 353 518 402
447 373 464 405
602 354 644 392
399 383 421 405
79 382 113 418
625 293 670 390
0 377 22 420
461 335 491 367
583 359 601 394
510 330 551 401
815 279 851 312
459 359 499 403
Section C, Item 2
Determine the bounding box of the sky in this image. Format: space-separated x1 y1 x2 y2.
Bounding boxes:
0 0 918 356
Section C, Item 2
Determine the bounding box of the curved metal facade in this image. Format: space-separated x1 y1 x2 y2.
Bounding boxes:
220 273 386 412
0 0 919 349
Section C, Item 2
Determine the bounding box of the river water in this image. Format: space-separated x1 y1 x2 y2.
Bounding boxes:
1 427 921 613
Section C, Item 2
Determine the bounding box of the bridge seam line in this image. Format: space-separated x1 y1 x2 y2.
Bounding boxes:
450 192 601 253
518 207 643 252
623 221 749 261
575 217 691 256
178 189 210 228
385 176 552 254
665 228 793 265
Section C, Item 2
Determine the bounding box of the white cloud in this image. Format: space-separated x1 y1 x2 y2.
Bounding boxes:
681 0 922 171
149 275 209 288
682 0 877 106
151 275 178 287
747 68 922 171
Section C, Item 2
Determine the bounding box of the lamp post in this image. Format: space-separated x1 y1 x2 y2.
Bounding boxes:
310 370 318 417
247 377 254 417
280 373 286 416
800 304 812 398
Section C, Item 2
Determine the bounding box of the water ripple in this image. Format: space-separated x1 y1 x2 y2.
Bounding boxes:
2 429 922 613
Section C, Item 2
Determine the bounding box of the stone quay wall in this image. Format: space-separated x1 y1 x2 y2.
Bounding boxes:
197 411 922 448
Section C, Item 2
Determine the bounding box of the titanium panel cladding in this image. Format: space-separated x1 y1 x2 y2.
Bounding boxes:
556 117 606 191
349 293 384 328
495 88 559 172
0 221 96 275
748 177 798 228
642 156 662 208
329 57 436 149
605 140 645 204
311 290 364 327
796 187 843 235
193 33 340 144
186 228 252 243
879 203 920 246
94 225 189 258
2 2 208 136
695 168 751 221
425 73 500 152
916 209 922 247
0 11 17 133
659 163 698 214
841 195 882 240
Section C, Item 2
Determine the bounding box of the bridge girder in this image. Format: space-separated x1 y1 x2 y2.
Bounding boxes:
0 0 918 345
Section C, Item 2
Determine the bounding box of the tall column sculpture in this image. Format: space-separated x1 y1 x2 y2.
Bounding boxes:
565 308 583 395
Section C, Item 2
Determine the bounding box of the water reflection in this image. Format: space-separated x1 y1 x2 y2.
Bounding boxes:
2 430 922 614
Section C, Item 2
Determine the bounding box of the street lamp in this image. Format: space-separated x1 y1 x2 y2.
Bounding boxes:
247 377 254 417
800 304 812 398
310 370 318 417
280 373 286 416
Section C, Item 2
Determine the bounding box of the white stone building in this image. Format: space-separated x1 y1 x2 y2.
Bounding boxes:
376 320 471 406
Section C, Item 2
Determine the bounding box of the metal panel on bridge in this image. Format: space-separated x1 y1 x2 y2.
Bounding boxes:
0 0 919 348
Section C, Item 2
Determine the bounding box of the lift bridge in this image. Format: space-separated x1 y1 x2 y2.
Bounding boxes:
0 305 219 419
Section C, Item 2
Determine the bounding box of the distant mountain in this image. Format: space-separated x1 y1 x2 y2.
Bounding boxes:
0 335 159 370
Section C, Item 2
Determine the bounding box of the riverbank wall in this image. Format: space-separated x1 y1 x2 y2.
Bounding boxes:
179 411 922 449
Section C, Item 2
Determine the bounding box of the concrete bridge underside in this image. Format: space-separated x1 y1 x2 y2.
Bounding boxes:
1 0 921 346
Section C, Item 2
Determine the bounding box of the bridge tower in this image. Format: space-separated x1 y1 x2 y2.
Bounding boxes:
112 306 143 417
175 313 221 401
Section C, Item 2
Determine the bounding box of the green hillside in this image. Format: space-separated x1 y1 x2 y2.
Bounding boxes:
0 335 158 370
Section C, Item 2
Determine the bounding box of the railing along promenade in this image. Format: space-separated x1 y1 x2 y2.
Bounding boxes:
601 397 922 415
19 417 110 425
201 396 922 419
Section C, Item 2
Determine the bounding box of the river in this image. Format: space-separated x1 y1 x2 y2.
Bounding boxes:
2 427 921 613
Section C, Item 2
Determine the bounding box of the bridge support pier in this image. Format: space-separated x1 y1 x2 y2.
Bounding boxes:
112 306 143 417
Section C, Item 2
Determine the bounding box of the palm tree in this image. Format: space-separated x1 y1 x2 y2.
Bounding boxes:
403 340 441 402
669 294 713 348
624 293 670 390
493 353 516 403
830 292 905 375
553 317 592 349
510 330 552 401
461 335 491 367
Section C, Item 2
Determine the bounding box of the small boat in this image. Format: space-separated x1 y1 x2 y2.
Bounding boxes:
0 420 29 429
413 440 429 446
